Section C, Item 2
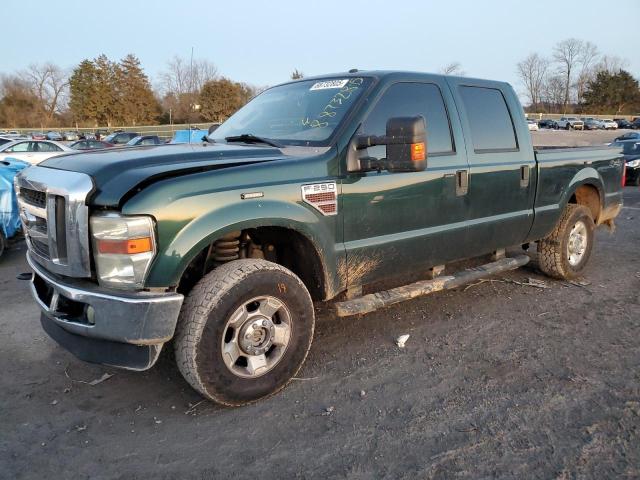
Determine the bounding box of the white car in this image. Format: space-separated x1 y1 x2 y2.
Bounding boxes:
527 120 539 131
557 117 584 130
0 140 74 165
600 119 618 130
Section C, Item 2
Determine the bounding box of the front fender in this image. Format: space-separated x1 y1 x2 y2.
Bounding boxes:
141 196 340 294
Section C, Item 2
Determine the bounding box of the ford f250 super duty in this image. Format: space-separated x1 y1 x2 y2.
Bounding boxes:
16 71 624 406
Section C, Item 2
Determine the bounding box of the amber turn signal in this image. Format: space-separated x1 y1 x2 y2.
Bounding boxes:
411 142 425 162
97 237 153 255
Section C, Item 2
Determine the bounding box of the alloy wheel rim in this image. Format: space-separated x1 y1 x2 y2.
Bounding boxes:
221 295 292 378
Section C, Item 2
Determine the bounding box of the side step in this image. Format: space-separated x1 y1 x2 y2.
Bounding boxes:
334 254 530 317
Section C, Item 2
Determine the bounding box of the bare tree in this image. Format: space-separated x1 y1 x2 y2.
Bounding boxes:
160 55 218 96
575 41 599 104
20 63 69 124
517 53 549 110
159 56 218 123
440 62 465 76
291 69 304 80
594 55 628 75
541 74 566 113
552 38 583 112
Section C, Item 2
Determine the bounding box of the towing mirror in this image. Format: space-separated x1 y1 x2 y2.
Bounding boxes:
348 115 427 173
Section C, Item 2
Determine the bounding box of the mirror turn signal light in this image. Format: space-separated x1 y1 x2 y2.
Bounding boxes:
97 237 153 255
411 142 425 162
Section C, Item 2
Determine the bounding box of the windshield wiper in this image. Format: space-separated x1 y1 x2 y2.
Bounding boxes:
225 134 282 148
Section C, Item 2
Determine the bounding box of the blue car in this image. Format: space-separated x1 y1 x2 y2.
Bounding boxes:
169 129 209 144
0 158 29 257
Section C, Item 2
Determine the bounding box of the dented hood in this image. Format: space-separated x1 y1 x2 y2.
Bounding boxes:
40 143 288 207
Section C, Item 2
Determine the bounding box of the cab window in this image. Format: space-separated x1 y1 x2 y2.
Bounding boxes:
362 82 454 160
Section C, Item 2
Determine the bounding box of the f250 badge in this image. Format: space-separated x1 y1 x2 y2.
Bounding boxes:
301 182 337 216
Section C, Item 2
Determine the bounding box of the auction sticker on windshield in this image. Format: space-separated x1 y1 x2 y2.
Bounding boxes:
309 80 349 91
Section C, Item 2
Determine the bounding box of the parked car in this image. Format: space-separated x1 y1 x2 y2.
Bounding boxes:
30 132 46 140
169 129 208 144
538 119 558 129
69 140 114 150
0 140 73 165
103 131 139 145
557 117 584 130
16 70 625 406
526 119 539 131
600 119 618 130
45 131 63 141
0 158 29 258
0 136 16 146
62 131 79 141
582 118 603 130
610 141 640 186
125 135 162 146
631 118 640 130
94 129 110 140
614 118 633 129
614 131 640 142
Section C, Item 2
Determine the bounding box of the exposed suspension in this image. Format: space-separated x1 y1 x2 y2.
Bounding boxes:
213 231 241 263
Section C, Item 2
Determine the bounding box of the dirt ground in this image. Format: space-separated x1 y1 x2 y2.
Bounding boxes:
1 131 638 479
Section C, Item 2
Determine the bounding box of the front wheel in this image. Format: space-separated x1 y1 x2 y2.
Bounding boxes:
538 204 595 280
174 259 315 406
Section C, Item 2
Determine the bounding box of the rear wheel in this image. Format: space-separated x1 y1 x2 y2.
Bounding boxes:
538 204 595 280
174 259 315 406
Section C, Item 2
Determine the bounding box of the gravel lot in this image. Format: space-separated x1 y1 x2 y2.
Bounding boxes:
1 131 638 479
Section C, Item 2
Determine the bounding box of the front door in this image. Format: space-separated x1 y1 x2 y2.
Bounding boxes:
341 80 470 288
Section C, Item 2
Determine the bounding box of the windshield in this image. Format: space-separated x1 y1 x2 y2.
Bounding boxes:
126 136 143 146
209 77 372 147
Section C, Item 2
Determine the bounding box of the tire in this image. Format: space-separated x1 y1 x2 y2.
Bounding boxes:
538 204 595 280
565 124 571 130
174 259 315 406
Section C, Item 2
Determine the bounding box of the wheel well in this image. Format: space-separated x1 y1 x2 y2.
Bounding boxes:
177 227 327 301
569 184 601 221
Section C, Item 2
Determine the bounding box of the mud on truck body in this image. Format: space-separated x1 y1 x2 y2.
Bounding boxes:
16 71 624 406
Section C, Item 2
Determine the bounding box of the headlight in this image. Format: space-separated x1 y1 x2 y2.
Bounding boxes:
627 159 640 168
90 213 156 290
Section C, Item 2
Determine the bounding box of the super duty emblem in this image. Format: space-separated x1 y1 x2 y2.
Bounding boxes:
301 182 337 216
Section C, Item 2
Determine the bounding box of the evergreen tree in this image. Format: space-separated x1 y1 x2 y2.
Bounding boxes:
118 54 160 125
69 59 99 124
583 69 640 114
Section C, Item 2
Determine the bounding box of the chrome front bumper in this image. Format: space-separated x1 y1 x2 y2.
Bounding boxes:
28 252 184 370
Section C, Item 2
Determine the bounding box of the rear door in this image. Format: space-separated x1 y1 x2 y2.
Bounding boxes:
446 79 536 254
341 79 471 287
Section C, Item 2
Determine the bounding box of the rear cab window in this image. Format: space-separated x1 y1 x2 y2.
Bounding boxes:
458 86 518 153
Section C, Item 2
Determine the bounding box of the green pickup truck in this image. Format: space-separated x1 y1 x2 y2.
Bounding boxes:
16 71 624 406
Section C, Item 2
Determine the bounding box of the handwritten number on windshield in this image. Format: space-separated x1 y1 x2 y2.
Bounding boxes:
302 78 364 129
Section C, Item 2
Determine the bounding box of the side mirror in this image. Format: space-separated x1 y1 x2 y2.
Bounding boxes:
347 115 427 173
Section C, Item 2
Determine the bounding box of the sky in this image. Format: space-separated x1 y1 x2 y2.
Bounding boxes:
2 0 638 98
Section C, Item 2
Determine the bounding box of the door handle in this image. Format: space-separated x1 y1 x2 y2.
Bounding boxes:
456 170 469 196
520 165 530 188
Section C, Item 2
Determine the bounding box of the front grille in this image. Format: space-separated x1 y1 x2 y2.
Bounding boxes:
15 166 94 278
21 188 47 208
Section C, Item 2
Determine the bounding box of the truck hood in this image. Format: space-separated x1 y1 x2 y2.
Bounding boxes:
40 143 296 207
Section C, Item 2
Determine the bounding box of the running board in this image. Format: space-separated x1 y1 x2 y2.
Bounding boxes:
334 255 530 317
